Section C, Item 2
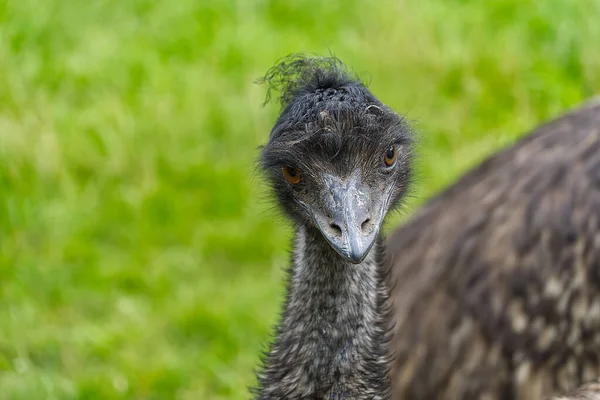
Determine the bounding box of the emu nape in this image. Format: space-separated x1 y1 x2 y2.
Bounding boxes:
252 54 600 399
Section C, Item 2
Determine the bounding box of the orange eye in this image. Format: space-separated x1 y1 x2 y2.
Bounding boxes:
282 166 301 184
384 146 397 167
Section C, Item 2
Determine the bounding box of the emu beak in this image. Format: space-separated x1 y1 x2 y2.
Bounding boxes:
313 171 382 264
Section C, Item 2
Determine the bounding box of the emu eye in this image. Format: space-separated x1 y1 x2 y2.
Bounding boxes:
282 166 301 184
383 146 397 167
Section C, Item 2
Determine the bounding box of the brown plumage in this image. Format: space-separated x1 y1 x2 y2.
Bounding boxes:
387 97 600 399
552 381 600 400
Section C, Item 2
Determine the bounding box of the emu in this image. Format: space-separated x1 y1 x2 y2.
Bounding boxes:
252 54 600 399
387 96 600 399
253 55 411 399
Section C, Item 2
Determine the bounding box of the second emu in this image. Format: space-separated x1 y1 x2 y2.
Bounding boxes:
388 96 600 398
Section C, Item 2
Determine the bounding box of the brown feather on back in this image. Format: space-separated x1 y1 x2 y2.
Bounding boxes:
387 98 600 399
552 381 600 399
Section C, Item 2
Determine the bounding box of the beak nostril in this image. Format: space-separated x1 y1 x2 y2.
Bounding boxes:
361 218 372 233
330 223 342 237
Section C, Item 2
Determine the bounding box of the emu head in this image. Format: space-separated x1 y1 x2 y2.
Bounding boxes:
260 55 413 263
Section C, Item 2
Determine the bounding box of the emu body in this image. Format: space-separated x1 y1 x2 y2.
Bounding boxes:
388 98 600 399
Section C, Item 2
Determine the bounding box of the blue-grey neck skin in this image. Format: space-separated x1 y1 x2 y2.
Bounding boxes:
253 225 393 399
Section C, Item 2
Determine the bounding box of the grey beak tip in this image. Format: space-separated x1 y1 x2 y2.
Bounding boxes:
348 253 366 264
319 229 377 264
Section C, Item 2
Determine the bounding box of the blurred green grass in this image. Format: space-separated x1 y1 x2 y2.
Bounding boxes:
0 0 598 398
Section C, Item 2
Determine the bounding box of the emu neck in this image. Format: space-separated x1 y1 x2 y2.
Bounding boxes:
255 225 392 400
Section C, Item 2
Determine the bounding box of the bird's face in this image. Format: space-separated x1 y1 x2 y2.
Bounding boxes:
262 104 412 264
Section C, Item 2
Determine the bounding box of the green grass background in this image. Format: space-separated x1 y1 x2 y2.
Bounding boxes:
1 0 599 398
